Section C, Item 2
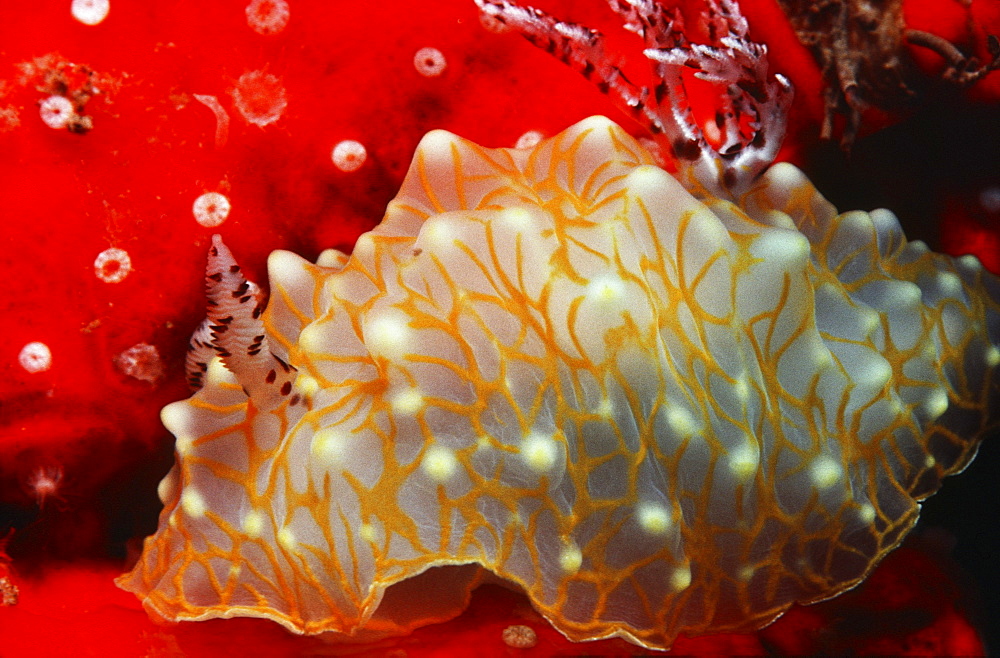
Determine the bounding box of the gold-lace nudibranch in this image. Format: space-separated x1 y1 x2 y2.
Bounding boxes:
117 0 1000 651
118 115 1000 650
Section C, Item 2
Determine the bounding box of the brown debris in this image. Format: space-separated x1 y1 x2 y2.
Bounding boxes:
775 0 1000 146
502 624 538 649
17 53 117 134
0 576 17 607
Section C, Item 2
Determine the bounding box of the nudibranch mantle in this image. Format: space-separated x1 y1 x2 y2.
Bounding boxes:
118 116 1000 650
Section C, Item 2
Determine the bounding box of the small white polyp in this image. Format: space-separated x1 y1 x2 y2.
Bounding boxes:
414 47 447 77
193 192 231 228
332 140 367 172
71 0 109 25
39 96 74 129
94 247 132 283
19 342 52 373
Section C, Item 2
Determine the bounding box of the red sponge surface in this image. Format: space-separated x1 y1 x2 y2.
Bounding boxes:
0 1 994 656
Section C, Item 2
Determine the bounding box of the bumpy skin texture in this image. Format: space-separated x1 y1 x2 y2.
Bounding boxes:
117 117 1000 650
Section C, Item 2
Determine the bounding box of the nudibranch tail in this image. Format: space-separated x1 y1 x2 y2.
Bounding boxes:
202 234 297 409
474 0 791 198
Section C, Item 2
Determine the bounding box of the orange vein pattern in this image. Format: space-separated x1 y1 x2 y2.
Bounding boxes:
118 117 1000 651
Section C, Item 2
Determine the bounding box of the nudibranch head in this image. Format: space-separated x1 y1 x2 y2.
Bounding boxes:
118 116 1000 650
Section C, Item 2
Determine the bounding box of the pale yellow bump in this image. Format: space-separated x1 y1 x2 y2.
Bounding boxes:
181 488 207 518
985 346 1000 367
366 312 411 358
937 272 962 296
858 503 876 524
559 542 583 574
168 513 179 529
733 376 750 401
596 397 613 419
813 345 833 369
521 433 558 472
311 428 347 468
765 162 810 197
728 443 759 478
392 388 424 414
761 209 798 231
586 275 625 304
352 233 377 261
860 307 881 335
636 503 672 535
417 129 459 161
896 281 923 308
422 445 458 482
475 435 492 450
890 395 906 416
922 388 949 421
838 211 873 238
957 254 982 271
625 164 669 193
295 374 320 396
316 248 349 269
422 219 455 250
160 402 189 438
664 406 697 436
242 510 265 538
858 356 892 390
810 455 842 489
359 523 376 543
754 230 810 262
174 435 194 456
738 565 755 582
156 471 177 505
277 527 296 551
267 251 310 298
574 115 616 134
298 324 327 353
228 564 242 579
670 565 692 592
324 274 347 300
501 207 532 231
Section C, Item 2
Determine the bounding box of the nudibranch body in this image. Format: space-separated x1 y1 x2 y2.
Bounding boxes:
118 0 1000 651
118 114 1000 649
